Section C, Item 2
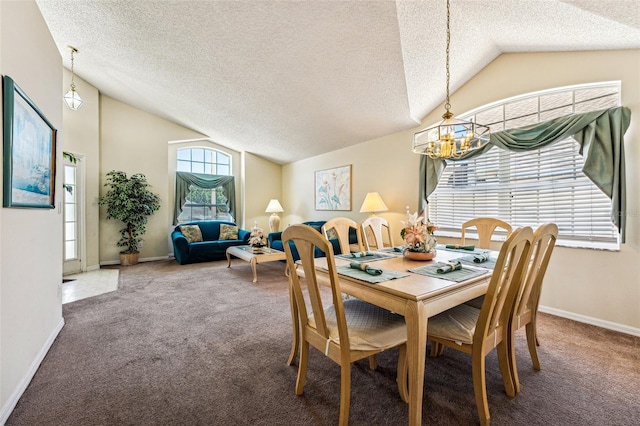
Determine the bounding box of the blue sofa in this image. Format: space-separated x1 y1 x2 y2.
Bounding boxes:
171 220 251 265
268 220 359 261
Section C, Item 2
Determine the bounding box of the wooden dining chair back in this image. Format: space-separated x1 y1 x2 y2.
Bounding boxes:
360 216 392 251
508 223 558 393
427 226 533 425
282 224 407 425
461 217 513 249
322 217 364 254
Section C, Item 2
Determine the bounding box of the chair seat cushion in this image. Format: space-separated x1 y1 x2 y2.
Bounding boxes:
310 299 406 351
427 303 480 345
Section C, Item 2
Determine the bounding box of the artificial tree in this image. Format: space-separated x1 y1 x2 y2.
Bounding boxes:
99 170 161 265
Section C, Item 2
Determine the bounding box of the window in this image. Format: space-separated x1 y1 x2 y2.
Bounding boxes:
177 148 233 222
428 82 621 249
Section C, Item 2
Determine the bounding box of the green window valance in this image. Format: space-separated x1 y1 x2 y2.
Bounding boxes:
173 172 236 225
420 106 631 242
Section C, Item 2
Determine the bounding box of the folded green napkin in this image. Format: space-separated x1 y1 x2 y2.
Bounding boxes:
436 261 462 274
349 262 383 276
446 244 475 251
473 254 488 263
351 251 375 258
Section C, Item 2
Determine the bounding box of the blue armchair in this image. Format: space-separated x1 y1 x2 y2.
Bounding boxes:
268 220 359 261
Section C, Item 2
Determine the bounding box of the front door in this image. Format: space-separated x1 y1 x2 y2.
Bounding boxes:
63 158 83 275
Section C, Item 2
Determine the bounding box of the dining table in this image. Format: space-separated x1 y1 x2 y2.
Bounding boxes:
288 246 495 426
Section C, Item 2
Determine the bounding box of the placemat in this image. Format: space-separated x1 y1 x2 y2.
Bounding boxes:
453 254 497 270
335 265 409 284
336 252 395 263
436 244 488 255
409 262 489 283
378 246 406 255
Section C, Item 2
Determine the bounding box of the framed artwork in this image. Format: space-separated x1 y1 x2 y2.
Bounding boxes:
315 164 352 211
3 75 57 208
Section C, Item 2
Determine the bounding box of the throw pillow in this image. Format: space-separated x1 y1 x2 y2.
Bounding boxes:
219 224 239 240
179 225 203 243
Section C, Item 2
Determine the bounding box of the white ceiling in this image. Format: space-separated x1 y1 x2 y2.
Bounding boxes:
36 0 640 165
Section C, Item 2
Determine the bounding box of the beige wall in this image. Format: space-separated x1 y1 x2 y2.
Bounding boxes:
283 50 640 333
0 1 64 422
99 96 206 263
242 152 282 232
62 69 100 270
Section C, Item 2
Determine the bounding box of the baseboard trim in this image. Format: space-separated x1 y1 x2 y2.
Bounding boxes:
0 317 65 425
100 255 169 266
539 305 640 337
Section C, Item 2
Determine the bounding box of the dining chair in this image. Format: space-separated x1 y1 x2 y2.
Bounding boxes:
322 217 364 254
508 223 558 393
360 216 392 251
461 217 513 249
426 226 533 426
282 224 408 425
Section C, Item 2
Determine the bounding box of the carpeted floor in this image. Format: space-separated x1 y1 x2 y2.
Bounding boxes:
7 259 640 425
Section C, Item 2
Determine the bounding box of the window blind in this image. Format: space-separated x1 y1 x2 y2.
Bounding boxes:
428 82 620 248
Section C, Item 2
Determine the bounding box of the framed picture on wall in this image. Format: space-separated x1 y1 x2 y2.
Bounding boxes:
2 75 57 208
314 164 352 211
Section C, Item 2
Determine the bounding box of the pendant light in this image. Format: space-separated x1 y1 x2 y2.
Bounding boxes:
63 46 83 110
413 0 490 159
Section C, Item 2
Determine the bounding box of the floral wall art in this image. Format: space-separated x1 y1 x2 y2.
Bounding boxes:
315 165 351 211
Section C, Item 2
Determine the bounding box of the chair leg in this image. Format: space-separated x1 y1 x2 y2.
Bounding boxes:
526 322 541 370
471 352 490 426
295 342 309 396
339 363 352 426
287 288 299 366
368 355 377 370
397 344 408 404
429 341 444 357
497 339 516 397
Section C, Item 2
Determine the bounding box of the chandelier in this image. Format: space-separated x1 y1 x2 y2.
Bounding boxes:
63 46 83 110
413 0 489 159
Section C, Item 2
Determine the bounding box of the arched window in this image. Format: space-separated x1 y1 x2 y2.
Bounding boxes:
428 82 621 249
176 148 233 223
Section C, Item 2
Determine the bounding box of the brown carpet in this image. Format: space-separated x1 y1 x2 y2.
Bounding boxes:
7 259 640 425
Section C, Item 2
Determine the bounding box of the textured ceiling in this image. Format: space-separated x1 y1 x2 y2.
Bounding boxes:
36 0 640 164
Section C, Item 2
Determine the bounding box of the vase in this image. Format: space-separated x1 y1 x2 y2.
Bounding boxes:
403 250 436 261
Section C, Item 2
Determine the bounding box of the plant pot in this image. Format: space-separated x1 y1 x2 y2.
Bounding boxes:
120 252 139 266
403 250 436 261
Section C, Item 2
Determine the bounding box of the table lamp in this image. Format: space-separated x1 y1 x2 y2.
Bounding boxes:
265 199 284 232
359 192 388 217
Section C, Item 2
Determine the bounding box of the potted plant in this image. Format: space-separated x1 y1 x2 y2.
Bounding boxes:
98 170 161 265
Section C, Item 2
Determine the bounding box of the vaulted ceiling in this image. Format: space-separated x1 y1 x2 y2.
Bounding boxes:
36 0 640 164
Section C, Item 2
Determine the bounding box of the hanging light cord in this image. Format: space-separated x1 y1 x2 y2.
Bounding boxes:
69 46 77 90
444 0 451 117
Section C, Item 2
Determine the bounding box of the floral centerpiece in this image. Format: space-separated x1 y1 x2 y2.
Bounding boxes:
249 223 267 248
400 211 437 260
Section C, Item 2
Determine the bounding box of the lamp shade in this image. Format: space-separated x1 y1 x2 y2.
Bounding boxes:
64 88 83 110
359 192 388 214
265 199 284 213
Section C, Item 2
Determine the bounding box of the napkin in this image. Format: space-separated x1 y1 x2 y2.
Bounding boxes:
393 246 404 252
446 244 475 251
436 261 462 274
473 254 488 263
350 251 375 258
349 262 383 276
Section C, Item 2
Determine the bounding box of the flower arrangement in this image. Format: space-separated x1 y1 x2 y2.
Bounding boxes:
400 211 437 253
249 223 267 247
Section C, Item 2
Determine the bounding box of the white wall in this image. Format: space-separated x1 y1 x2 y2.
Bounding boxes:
242 151 282 232
283 50 640 333
0 1 64 422
62 69 100 270
99 96 207 263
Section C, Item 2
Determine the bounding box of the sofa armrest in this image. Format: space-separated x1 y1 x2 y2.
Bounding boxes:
268 232 283 246
238 228 251 243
